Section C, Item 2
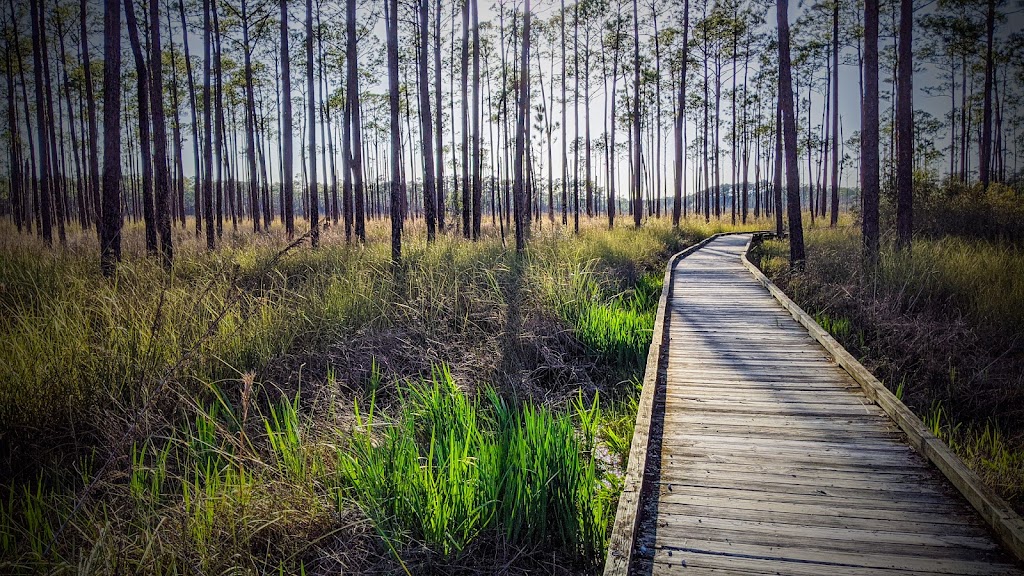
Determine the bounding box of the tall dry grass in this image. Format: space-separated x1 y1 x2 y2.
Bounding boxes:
0 215 770 574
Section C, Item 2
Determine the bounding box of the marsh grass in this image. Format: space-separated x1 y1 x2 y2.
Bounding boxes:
0 216 775 573
753 221 1024 512
337 366 615 566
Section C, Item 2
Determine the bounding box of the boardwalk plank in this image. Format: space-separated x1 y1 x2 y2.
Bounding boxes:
640 549 1016 576
656 484 966 514
650 519 1003 558
649 499 977 530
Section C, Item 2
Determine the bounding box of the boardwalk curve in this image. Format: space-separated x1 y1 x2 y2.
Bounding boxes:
605 233 1024 575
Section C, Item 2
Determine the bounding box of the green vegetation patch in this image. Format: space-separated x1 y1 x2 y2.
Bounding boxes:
338 365 617 566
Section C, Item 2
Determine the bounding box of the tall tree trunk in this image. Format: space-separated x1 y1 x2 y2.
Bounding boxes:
713 54 721 220
730 13 737 225
214 0 227 235
652 2 661 218
527 69 535 228
80 0 102 236
386 0 402 261
753 78 762 219
317 6 337 231
231 75 240 218
100 0 122 275
242 0 261 233
631 0 641 229
545 46 555 223
803 76 814 225
818 69 828 219
461 0 470 237
125 100 137 221
402 64 413 220
5 43 20 232
346 0 366 241
280 0 294 238
673 0 688 227
702 18 709 223
256 94 272 228
959 56 966 182
513 0 531 251
29 0 52 245
448 2 458 231
778 0 804 265
862 0 880 265
433 0 444 232
979 0 994 189
203 0 215 248
774 98 783 236
10 0 38 236
995 65 1005 181
740 34 750 224
572 2 579 233
305 0 319 246
471 0 482 239
147 0 173 266
584 27 593 220
309 15 331 230
560 0 567 227
895 0 912 250
601 38 610 220
830 0 839 227
418 0 437 240
341 84 353 239
948 63 955 181
681 57 688 220
275 54 284 221
608 1 621 229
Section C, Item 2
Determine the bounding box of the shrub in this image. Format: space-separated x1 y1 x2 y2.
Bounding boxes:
913 179 1024 243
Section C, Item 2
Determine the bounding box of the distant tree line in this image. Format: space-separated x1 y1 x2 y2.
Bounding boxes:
0 0 1019 272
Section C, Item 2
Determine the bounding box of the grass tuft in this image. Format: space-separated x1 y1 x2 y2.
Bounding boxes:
337 365 616 565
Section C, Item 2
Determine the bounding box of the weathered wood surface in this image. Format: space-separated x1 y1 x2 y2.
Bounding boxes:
614 233 1023 575
605 234 727 575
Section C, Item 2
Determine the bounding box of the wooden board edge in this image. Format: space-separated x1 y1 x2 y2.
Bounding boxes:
739 233 1024 564
603 231 765 576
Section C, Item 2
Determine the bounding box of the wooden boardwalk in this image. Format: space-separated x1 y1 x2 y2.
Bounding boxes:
616 234 1024 575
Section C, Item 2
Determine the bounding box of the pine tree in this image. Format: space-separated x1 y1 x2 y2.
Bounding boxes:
895 0 913 250
386 0 402 261
862 0 880 265
280 0 294 238
306 0 319 247
100 0 122 276
778 0 804 265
